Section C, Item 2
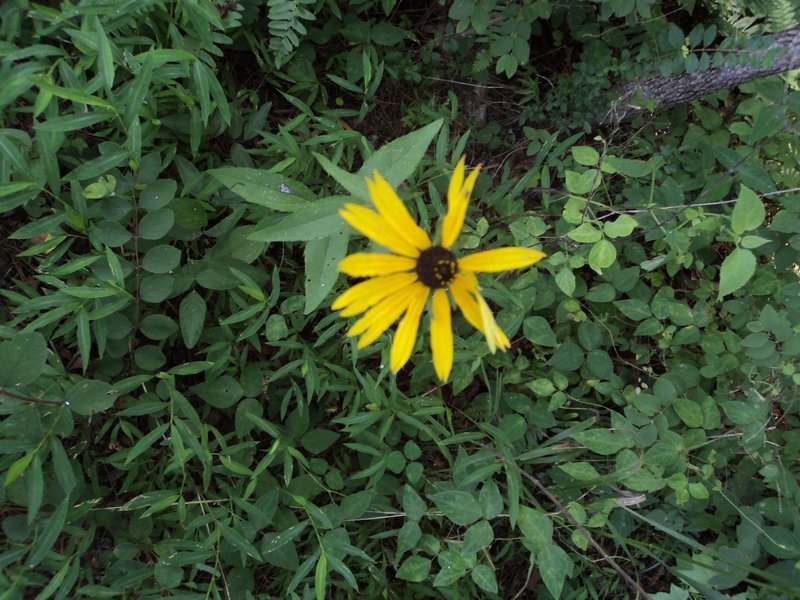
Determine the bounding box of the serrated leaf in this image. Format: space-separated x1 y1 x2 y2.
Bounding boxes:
717 247 755 300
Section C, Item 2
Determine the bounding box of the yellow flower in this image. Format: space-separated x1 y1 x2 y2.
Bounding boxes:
333 157 546 381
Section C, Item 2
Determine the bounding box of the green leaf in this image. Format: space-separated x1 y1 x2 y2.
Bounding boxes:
142 244 181 274
588 239 617 272
76 307 90 373
36 110 115 132
304 229 349 314
673 398 703 428
586 349 613 379
748 104 784 144
572 429 634 455
396 555 431 582
721 401 759 425
315 553 327 600
313 153 366 198
463 520 494 553
571 146 599 166
66 147 129 181
0 332 48 388
603 214 637 238
429 491 482 525
567 223 602 243
479 482 503 519
95 17 115 92
95 219 132 246
717 247 756 300
5 452 34 486
192 375 243 409
559 462 600 481
602 155 657 177
66 379 119 415
539 543 572 599
471 564 498 593
523 316 557 346
32 78 115 111
180 291 206 349
50 438 76 495
614 299 651 321
140 314 179 340
140 179 177 210
125 422 169 464
27 497 69 568
249 197 347 242
517 506 552 550
125 50 153 126
139 208 175 240
547 342 584 371
265 314 288 342
209 167 313 211
396 521 422 556
731 186 765 234
555 267 576 296
219 522 263 561
403 485 427 521
565 169 598 195
359 119 443 188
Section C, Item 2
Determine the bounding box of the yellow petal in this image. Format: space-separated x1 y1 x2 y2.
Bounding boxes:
332 272 418 316
339 253 416 277
441 158 480 249
350 284 421 348
340 204 420 257
476 292 510 353
449 272 485 334
430 288 453 381
390 285 430 373
458 247 546 273
367 173 431 251
446 156 466 210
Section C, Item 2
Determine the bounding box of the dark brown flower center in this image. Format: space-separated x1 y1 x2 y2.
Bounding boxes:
416 246 458 289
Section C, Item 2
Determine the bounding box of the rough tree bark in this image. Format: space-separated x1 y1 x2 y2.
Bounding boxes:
604 26 800 124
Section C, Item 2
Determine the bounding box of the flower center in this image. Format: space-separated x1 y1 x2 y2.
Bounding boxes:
416 246 458 289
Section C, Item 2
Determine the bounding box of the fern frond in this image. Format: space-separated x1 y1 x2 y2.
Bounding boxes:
472 49 492 74
267 0 316 68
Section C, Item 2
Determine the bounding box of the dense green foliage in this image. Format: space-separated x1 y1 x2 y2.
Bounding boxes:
1 0 799 598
